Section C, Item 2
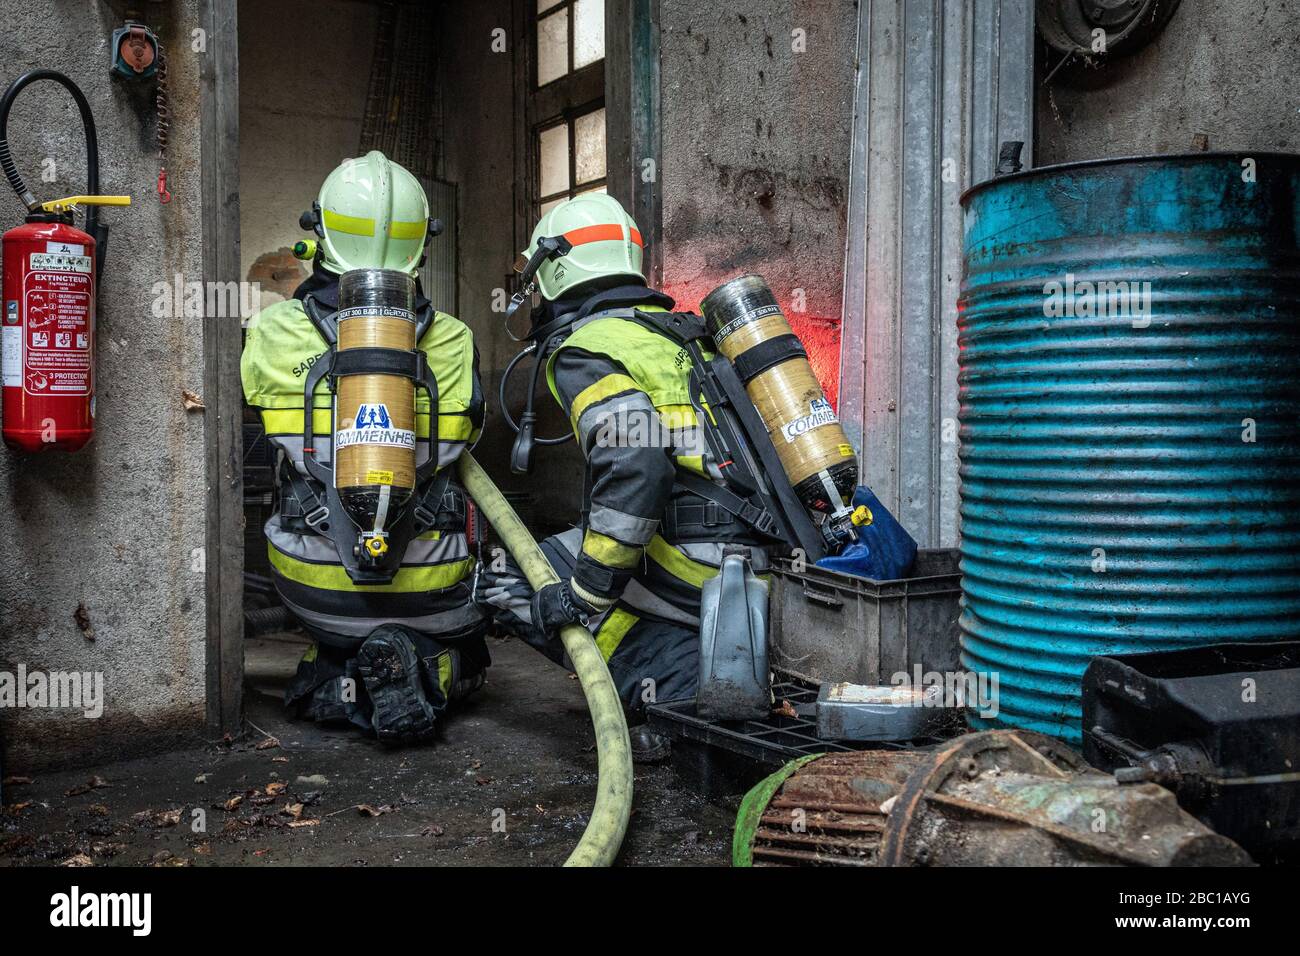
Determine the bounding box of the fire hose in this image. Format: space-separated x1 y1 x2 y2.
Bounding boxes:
457 452 633 867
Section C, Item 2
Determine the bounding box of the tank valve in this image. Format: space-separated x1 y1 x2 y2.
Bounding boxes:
363 534 389 559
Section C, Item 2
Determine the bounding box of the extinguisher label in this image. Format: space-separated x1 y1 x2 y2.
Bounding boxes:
2 324 19 388
30 251 92 274
23 262 93 396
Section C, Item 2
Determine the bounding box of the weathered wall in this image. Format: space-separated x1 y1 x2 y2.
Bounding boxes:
659 0 857 403
437 0 517 463
237 0 378 303
1037 0 1299 163
0 0 207 770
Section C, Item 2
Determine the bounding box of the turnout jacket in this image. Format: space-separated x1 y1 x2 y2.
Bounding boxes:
241 286 486 644
543 287 770 640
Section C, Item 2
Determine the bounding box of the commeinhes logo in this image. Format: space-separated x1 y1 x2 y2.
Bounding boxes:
49 886 151 936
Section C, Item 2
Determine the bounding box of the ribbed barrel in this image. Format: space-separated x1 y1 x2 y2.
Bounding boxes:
958 153 1300 743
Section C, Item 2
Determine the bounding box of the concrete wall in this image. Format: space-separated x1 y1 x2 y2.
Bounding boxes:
0 0 207 770
659 0 857 405
1037 0 1299 163
435 0 539 507
238 0 379 303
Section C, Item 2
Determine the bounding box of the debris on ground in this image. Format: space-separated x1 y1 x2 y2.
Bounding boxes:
65 775 111 797
132 807 183 828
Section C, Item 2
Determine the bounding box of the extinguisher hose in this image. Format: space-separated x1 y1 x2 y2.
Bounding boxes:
0 70 102 246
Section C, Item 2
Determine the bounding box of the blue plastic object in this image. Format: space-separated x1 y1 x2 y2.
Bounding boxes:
816 486 918 581
958 153 1300 743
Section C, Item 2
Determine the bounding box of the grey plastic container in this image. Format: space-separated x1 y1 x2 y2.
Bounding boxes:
769 549 963 685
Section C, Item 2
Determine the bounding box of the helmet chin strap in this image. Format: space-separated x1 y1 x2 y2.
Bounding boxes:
502 234 577 474
506 234 571 324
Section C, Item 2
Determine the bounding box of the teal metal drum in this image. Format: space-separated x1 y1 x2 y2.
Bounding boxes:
958 153 1300 742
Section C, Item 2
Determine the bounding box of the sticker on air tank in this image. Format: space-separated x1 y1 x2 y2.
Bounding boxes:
336 306 415 321
781 397 839 443
713 303 784 341
334 402 415 450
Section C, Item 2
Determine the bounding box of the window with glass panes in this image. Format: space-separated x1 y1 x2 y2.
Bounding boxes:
536 105 607 217
532 1 606 220
536 0 605 87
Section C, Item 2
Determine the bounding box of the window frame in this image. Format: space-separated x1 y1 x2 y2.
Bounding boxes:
534 100 608 217
533 0 605 91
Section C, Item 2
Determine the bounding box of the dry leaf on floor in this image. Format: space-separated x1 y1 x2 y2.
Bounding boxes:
66 775 112 797
132 807 182 827
255 737 281 751
265 781 287 796
61 854 95 867
287 819 319 829
182 389 205 411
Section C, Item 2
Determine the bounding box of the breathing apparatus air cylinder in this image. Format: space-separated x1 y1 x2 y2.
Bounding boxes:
700 275 857 515
332 269 419 560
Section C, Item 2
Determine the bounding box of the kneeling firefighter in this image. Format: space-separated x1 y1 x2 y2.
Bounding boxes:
241 151 489 744
479 193 865 759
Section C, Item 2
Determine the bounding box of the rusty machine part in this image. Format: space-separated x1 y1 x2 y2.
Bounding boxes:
1036 0 1181 58
733 730 1252 867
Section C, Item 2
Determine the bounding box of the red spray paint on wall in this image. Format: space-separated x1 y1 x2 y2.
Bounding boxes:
664 282 842 410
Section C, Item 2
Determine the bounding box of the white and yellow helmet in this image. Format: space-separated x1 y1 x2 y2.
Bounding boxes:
520 193 644 301
309 151 431 276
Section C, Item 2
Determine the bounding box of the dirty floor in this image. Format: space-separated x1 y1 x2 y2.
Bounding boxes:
0 633 732 867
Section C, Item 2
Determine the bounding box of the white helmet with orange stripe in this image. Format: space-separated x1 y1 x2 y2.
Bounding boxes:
517 193 645 302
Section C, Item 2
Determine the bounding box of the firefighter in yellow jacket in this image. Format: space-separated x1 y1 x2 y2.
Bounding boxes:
242 152 488 743
478 193 774 760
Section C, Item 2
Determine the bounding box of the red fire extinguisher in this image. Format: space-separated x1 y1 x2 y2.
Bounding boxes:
0 70 130 452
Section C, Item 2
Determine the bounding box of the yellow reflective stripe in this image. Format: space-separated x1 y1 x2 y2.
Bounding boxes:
582 530 642 569
322 209 375 236
595 607 639 661
262 407 331 435
674 454 708 477
268 542 472 593
646 535 719 588
656 404 699 430
389 219 426 240
570 373 640 430
434 413 473 441
436 652 453 695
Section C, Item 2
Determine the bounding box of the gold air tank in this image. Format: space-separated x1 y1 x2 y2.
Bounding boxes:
700 274 857 513
332 269 420 556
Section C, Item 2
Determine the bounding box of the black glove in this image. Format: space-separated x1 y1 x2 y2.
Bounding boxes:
531 580 599 632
